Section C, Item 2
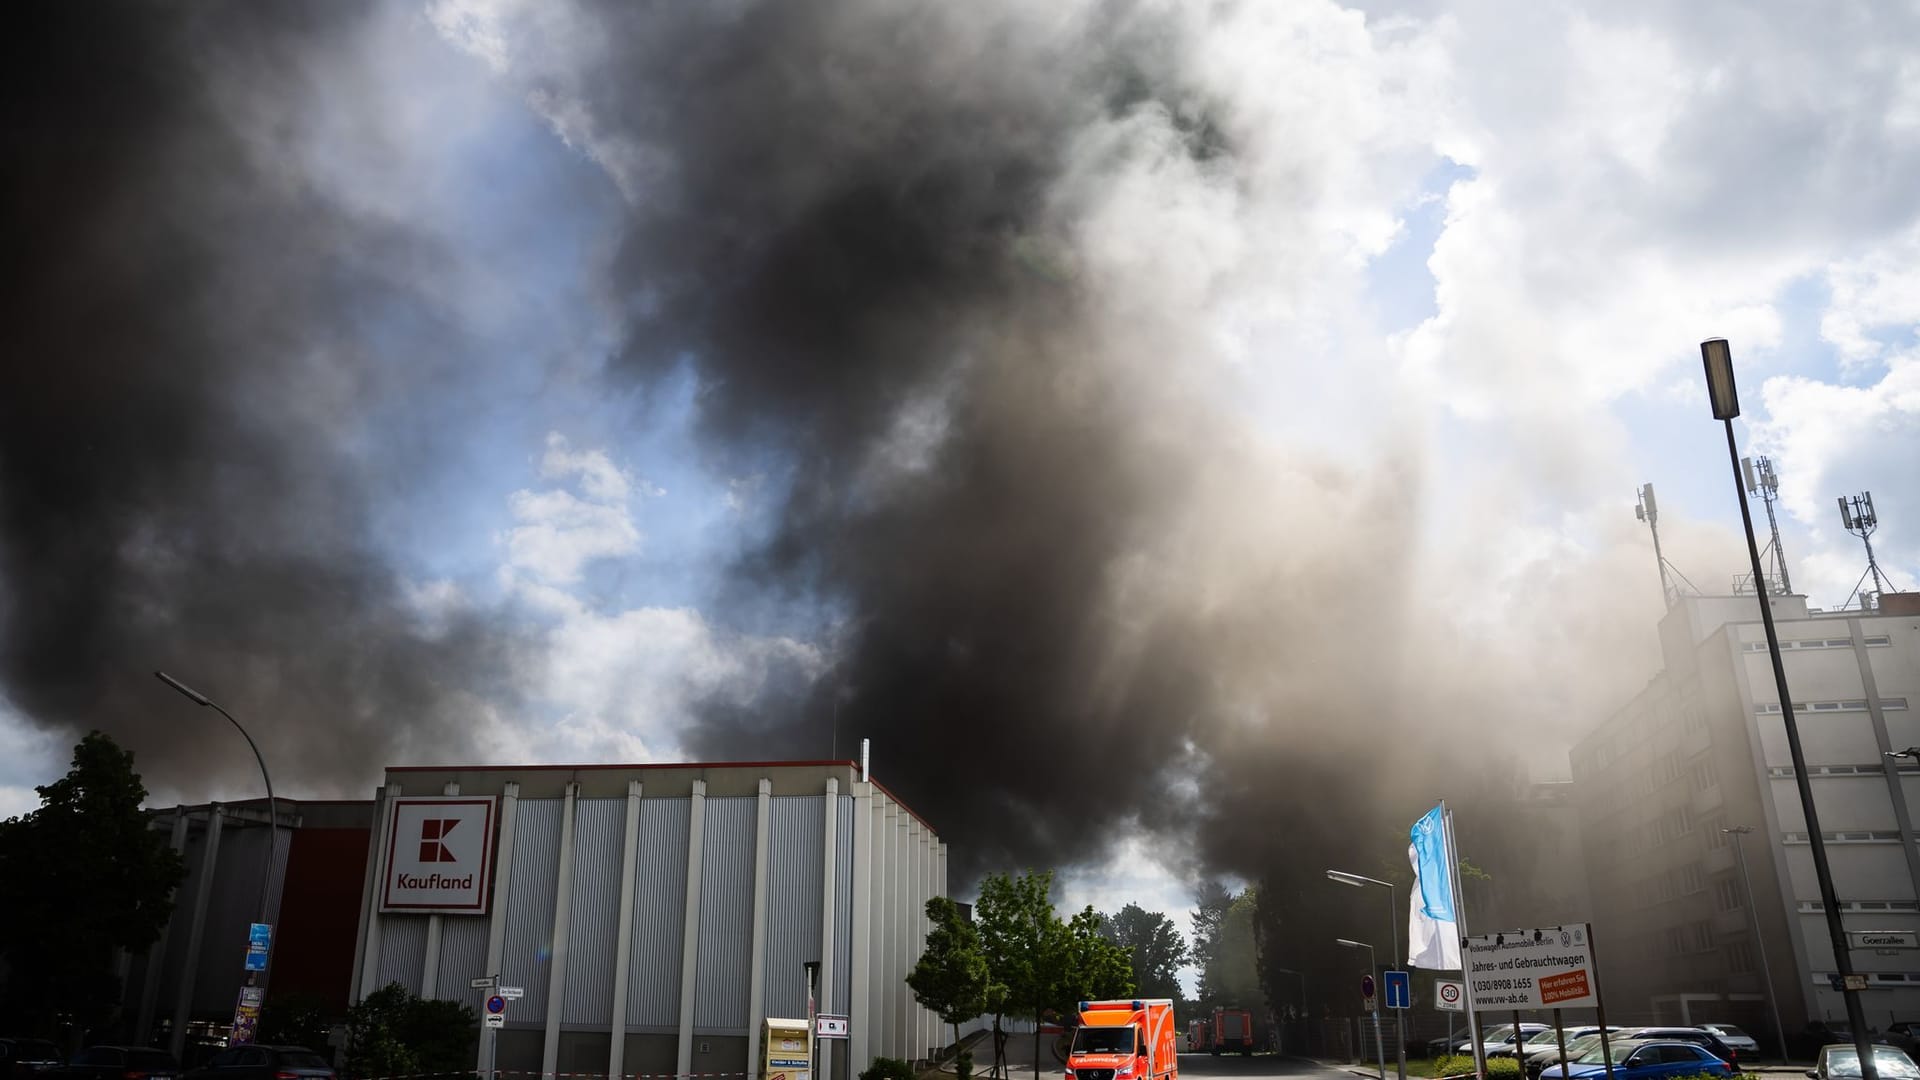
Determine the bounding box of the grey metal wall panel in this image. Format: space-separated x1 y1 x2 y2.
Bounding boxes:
376 915 428 995
694 797 756 1032
627 797 690 1029
437 916 490 1001
833 796 853 1011
762 797 825 1018
564 798 626 1025
502 797 564 1023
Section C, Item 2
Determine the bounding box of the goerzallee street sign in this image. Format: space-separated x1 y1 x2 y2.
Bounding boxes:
1465 924 1598 1009
379 796 499 914
1848 930 1919 950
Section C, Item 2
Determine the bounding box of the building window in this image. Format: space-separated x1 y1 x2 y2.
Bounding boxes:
1681 862 1705 894
1715 878 1744 911
1692 920 1714 952
1727 941 1757 973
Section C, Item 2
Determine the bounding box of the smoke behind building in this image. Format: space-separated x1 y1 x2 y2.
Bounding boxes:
2 0 1765 895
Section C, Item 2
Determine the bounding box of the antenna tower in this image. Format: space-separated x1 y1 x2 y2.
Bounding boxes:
1636 482 1699 608
1838 492 1893 611
1739 456 1792 595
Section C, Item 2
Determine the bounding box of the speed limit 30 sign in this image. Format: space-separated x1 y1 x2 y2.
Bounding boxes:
1436 980 1464 1012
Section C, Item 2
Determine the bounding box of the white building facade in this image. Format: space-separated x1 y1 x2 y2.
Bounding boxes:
1574 592 1920 1031
347 761 945 1080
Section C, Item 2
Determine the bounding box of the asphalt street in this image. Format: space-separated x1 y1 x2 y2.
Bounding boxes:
1174 1055 1358 1080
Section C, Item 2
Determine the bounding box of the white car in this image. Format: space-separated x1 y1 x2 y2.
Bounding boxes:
1467 1024 1553 1057
1702 1025 1761 1056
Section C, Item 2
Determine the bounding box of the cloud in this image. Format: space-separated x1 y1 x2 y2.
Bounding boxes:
499 434 644 584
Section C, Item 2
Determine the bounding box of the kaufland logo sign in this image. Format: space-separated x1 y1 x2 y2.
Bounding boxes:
381 797 497 914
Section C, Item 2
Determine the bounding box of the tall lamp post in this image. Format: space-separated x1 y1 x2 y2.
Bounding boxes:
1329 870 1407 1080
1337 937 1386 1080
155 673 278 978
1701 339 1877 1080
1721 826 1789 1062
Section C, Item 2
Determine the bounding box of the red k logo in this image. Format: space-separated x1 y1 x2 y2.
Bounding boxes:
419 818 460 863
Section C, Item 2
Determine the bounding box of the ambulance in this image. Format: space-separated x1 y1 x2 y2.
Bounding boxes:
1065 1000 1179 1080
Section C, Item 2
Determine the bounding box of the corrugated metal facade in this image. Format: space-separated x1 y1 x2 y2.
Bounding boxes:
502 797 564 1023
693 797 755 1033
563 798 626 1024
375 915 428 994
763 796 824 1018
832 795 854 1011
626 797 689 1029
352 765 944 1080
438 915 490 1000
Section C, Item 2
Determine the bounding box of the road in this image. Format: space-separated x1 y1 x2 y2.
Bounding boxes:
1174 1055 1357 1080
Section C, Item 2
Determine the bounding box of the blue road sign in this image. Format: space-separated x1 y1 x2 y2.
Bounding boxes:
487 996 507 1015
1384 970 1411 1009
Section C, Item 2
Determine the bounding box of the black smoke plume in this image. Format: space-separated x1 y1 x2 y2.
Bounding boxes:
0 3 528 797
544 0 1496 880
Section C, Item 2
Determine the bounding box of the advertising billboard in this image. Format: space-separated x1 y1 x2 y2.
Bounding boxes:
379 796 498 914
1465 924 1599 1010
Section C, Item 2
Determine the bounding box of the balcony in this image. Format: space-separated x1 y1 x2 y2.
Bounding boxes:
1692 782 1724 816
1713 908 1750 937
1707 845 1737 874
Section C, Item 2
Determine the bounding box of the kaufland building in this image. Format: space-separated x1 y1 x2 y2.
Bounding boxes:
132 759 949 1080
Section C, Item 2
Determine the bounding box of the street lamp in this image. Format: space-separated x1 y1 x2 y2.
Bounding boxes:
155 673 278 966
1337 937 1386 1080
1329 870 1407 1080
1721 827 1788 1062
1700 339 1878 1080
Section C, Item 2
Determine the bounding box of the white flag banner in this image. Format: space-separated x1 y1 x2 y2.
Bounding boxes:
1407 804 1461 969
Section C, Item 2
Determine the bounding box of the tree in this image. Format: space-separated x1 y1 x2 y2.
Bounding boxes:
344 983 476 1079
909 897 991 1079
1100 904 1187 1003
1058 907 1134 1009
1197 888 1261 1012
0 732 186 1040
975 871 1065 1080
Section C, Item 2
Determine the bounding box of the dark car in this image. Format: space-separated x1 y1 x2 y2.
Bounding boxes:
1540 1039 1734 1080
1622 1028 1739 1064
184 1046 333 1080
42 1047 179 1080
1 1040 64 1080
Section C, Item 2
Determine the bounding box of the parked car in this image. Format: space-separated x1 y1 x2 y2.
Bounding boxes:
1884 1024 1920 1058
184 1047 333 1080
1 1040 63 1080
1701 1025 1761 1057
1808 1044 1920 1080
1469 1023 1553 1057
1521 1030 1630 1078
1540 1039 1733 1080
40 1048 179 1080
1621 1027 1739 1064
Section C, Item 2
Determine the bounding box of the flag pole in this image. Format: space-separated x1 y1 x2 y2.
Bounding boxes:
1442 802 1486 1080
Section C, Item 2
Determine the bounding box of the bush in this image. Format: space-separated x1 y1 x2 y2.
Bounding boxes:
955 1049 973 1080
859 1058 916 1080
1432 1055 1520 1078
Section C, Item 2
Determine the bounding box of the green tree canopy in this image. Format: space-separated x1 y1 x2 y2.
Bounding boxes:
344 983 476 1079
1100 903 1188 1003
1058 906 1135 1010
909 896 992 1068
1194 887 1261 1012
0 732 186 1039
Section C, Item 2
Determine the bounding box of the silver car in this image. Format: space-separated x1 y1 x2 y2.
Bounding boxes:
1702 1025 1761 1057
1809 1045 1920 1080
